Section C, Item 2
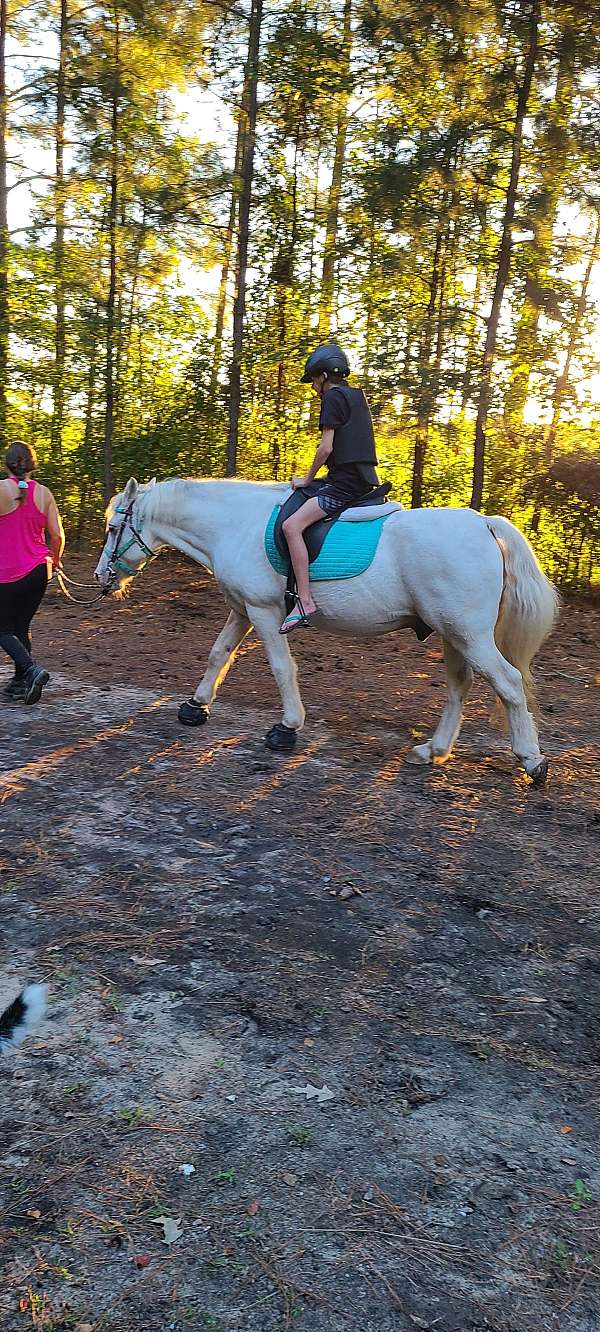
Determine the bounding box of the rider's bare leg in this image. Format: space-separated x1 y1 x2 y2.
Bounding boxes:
282 497 324 615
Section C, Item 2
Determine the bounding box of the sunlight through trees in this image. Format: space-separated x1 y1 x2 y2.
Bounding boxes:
0 0 598 587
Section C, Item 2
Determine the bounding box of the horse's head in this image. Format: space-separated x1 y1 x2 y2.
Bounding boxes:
95 476 158 596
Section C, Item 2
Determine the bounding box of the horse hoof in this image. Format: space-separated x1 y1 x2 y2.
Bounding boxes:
265 723 297 753
178 699 210 727
407 742 433 766
529 758 548 788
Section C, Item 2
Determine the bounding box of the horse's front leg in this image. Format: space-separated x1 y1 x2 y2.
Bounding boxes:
178 610 251 727
246 603 305 752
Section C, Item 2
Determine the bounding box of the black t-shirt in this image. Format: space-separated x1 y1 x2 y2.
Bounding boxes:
319 385 379 491
319 387 352 432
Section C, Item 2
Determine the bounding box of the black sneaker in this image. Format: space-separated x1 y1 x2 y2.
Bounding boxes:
23 666 50 706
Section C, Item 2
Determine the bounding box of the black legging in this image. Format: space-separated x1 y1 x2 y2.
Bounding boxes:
0 563 49 675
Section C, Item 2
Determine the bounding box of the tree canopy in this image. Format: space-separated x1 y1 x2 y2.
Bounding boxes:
1 0 598 587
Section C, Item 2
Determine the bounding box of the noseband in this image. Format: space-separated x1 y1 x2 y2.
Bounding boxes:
104 499 156 585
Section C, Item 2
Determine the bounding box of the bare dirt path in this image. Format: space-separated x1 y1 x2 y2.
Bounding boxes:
1 554 599 1332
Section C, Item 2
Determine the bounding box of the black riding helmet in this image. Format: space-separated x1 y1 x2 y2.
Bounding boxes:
301 342 350 383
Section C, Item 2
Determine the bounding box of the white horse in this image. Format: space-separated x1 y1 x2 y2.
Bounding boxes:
95 477 558 785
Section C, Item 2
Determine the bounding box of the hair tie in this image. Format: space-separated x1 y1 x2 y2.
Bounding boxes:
17 479 27 492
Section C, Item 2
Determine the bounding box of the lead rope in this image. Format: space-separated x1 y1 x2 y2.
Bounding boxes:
55 567 107 607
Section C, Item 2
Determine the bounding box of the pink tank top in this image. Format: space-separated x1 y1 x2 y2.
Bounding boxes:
0 479 50 582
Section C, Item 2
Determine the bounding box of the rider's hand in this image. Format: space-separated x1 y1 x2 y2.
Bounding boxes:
291 475 309 490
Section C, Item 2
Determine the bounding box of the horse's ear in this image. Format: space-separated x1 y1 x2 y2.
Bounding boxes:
147 477 156 488
123 477 138 501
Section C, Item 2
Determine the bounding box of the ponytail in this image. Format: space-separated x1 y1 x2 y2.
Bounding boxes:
5 441 37 503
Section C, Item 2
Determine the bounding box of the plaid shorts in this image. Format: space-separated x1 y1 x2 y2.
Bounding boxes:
316 484 358 515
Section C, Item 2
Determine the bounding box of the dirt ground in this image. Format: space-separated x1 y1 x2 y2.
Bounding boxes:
1 552 599 1332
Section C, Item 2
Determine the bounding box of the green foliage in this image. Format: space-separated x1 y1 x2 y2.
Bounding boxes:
0 0 597 586
570 1178 592 1211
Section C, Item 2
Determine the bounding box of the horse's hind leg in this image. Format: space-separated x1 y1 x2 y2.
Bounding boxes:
460 634 546 782
409 640 474 766
179 610 250 727
246 602 305 749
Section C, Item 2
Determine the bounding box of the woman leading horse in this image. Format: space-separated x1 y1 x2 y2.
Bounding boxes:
0 442 64 704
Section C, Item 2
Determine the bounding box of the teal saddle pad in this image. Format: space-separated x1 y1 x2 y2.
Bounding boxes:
264 505 392 581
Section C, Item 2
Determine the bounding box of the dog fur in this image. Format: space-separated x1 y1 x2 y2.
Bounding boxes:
0 983 47 1053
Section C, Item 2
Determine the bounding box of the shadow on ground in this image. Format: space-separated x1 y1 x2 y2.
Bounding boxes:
0 559 599 1332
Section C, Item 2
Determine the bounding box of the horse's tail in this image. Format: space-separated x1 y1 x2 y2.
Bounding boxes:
486 515 559 709
0 983 47 1054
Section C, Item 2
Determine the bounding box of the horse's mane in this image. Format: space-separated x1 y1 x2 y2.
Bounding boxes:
140 476 287 527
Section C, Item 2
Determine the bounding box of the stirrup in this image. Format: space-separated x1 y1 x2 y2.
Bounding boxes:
279 595 318 636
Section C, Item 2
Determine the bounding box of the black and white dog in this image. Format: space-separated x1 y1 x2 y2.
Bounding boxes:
0 984 47 1053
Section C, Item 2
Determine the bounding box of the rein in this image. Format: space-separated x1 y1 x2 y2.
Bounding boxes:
55 567 107 607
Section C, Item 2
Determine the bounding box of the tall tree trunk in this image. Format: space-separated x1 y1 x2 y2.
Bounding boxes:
306 152 322 432
505 22 576 426
317 0 352 340
0 0 9 449
75 310 99 543
461 251 483 411
122 208 147 388
470 0 539 511
412 222 444 508
363 107 380 388
50 0 68 492
226 0 263 477
103 7 119 506
209 117 244 410
273 136 300 479
305 150 320 338
273 282 286 479
411 124 461 506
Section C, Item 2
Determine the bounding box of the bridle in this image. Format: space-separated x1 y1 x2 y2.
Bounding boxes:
103 498 157 586
52 497 157 607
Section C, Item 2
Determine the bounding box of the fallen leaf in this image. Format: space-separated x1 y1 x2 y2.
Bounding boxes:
178 1163 196 1177
338 885 363 900
27 1208 41 1220
560 1125 573 1134
151 1215 183 1246
129 955 165 966
282 1171 298 1186
303 1039 314 1048
291 1082 334 1105
109 1034 124 1045
132 1254 151 1269
223 1245 236 1256
247 1200 259 1216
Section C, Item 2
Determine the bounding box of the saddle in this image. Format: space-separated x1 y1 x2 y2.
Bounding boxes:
271 481 434 641
273 479 395 567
